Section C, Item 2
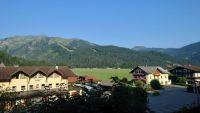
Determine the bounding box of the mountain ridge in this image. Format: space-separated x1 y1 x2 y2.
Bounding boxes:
0 35 193 68
132 41 200 65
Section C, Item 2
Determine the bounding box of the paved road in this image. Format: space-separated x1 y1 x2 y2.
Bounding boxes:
148 85 199 113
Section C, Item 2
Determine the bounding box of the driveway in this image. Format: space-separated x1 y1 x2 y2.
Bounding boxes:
148 85 199 113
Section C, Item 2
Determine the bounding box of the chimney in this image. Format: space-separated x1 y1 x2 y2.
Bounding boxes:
55 66 58 70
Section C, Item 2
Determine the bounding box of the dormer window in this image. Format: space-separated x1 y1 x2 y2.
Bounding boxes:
20 74 28 79
49 75 54 78
38 73 44 78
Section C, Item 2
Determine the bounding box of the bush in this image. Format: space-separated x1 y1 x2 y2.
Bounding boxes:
169 74 177 83
111 85 148 113
150 79 162 90
176 77 186 84
144 84 152 91
135 80 145 88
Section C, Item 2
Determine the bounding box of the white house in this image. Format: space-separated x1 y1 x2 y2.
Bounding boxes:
130 66 171 85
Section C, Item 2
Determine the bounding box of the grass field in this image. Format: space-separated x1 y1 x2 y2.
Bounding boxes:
72 68 132 81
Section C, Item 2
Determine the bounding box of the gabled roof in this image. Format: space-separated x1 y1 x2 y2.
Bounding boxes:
0 66 77 81
68 76 96 83
0 67 18 81
130 66 169 74
184 66 200 72
0 62 5 67
170 65 200 72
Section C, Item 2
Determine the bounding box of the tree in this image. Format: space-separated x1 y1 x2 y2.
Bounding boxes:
111 85 148 113
176 77 186 84
135 80 145 88
150 79 162 90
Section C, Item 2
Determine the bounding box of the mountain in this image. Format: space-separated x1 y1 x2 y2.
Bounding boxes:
132 46 170 53
0 35 188 68
132 42 200 65
0 50 49 66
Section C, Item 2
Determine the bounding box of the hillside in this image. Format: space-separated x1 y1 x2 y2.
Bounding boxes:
132 42 200 65
0 50 49 66
0 35 189 68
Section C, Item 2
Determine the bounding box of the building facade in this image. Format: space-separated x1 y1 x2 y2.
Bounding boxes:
130 66 171 85
170 65 200 84
0 66 76 92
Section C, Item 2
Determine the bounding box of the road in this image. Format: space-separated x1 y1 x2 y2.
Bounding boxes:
148 85 199 113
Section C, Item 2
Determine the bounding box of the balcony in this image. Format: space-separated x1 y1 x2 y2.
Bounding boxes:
133 76 146 80
132 73 145 76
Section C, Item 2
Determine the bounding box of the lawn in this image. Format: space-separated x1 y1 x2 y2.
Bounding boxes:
72 68 132 81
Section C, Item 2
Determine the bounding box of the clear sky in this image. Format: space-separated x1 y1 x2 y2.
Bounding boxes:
0 0 200 48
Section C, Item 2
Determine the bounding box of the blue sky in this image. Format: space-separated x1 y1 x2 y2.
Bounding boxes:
0 0 200 48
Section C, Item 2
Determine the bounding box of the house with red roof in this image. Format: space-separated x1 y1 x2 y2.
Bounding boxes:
0 66 76 92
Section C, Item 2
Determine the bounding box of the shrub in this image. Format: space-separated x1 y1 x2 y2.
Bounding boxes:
169 74 177 83
111 85 148 113
150 79 162 90
135 80 145 88
144 84 152 91
176 77 186 84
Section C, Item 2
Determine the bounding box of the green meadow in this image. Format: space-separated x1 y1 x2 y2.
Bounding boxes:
72 68 132 81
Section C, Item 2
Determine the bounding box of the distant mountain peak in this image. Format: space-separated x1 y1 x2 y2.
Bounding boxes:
0 35 198 67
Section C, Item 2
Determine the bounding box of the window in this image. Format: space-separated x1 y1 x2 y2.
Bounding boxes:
21 86 26 91
165 81 168 84
41 84 45 89
165 76 167 79
54 74 59 78
161 76 162 79
20 74 27 79
38 74 44 78
49 84 52 89
49 75 53 78
36 84 39 89
56 83 59 88
29 85 33 90
12 86 16 91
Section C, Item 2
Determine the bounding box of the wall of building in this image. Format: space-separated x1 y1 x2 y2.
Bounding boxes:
146 74 171 85
0 72 68 92
0 82 10 91
193 73 200 82
29 73 47 91
47 73 67 89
